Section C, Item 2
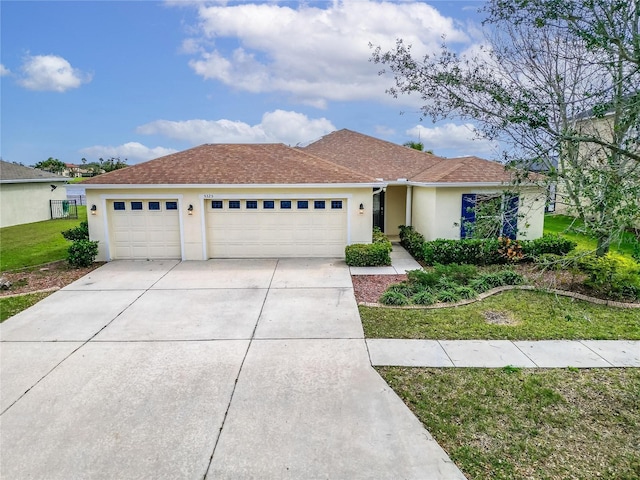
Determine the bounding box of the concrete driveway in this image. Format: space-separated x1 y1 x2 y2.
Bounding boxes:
0 259 464 479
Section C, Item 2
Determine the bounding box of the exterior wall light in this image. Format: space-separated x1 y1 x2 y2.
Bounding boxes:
359 203 365 215
90 205 97 215
187 204 194 215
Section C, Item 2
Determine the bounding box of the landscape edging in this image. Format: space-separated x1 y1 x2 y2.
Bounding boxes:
359 285 640 309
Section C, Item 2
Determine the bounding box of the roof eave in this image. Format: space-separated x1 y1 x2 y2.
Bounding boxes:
82 182 385 189
0 178 69 184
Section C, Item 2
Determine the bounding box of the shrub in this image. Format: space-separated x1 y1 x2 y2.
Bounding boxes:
67 239 99 268
470 270 524 291
577 253 640 300
385 282 421 297
379 291 410 306
423 238 501 266
398 225 426 260
345 242 391 267
454 286 478 300
437 289 461 303
411 291 437 305
433 263 478 285
522 234 577 258
406 269 441 287
61 221 89 242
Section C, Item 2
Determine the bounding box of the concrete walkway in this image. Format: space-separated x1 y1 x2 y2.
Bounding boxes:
350 242 421 275
0 259 465 480
367 339 640 368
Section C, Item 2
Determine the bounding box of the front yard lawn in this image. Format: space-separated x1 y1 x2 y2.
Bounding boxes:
0 206 87 271
361 290 640 340
379 367 640 480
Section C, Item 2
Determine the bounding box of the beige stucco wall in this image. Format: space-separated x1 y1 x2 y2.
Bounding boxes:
86 186 373 261
0 182 68 228
384 185 406 236
411 185 545 241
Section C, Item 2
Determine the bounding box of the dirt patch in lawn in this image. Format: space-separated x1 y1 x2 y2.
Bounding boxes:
482 310 519 326
0 261 103 296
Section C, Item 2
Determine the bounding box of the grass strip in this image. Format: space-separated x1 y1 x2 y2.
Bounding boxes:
378 367 640 480
361 290 640 340
0 292 53 322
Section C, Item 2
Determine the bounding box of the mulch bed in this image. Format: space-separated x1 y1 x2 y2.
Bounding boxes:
0 261 103 297
351 274 407 304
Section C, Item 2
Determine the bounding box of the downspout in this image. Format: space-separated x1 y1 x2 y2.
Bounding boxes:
405 185 413 226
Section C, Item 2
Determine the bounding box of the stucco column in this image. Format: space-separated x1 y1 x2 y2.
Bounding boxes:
405 185 413 226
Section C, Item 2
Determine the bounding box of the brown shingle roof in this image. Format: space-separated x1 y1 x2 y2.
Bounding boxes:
304 130 520 184
0 160 68 182
411 156 516 183
302 129 442 181
81 143 377 185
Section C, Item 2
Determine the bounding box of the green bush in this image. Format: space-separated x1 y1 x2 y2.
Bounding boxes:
386 282 421 297
423 238 502 266
379 291 410 306
61 221 89 241
67 239 99 268
406 269 441 287
345 243 391 266
470 270 524 292
411 291 437 305
372 226 392 249
522 234 577 258
437 289 461 303
454 286 478 300
399 225 426 260
433 263 478 285
577 254 640 300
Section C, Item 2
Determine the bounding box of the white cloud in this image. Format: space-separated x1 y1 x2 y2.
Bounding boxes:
179 0 468 106
18 54 91 92
407 123 498 156
137 110 335 145
79 142 177 163
0 64 10 76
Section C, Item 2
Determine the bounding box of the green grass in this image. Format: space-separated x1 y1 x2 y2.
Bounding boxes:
0 292 53 322
0 206 87 271
378 367 640 480
360 290 640 340
544 214 637 258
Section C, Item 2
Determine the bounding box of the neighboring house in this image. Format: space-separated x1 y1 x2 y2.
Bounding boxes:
0 160 69 228
82 130 545 262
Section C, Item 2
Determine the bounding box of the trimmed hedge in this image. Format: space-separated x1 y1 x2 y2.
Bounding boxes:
399 225 425 260
345 242 391 266
421 234 578 266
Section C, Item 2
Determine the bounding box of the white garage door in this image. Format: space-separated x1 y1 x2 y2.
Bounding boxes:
108 200 181 259
206 199 347 258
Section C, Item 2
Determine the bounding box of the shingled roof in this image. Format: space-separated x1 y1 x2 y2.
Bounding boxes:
81 143 377 185
302 129 443 181
0 160 68 183
304 129 515 184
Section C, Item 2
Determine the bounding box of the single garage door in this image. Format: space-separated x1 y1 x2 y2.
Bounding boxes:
206 199 347 258
108 200 181 259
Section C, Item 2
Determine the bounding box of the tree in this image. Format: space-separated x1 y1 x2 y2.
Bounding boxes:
371 0 639 255
98 157 128 173
33 157 66 175
403 141 424 151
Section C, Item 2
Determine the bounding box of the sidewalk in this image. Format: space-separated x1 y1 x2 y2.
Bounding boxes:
367 339 640 368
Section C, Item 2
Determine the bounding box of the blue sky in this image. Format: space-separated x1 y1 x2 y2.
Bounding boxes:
1 0 494 166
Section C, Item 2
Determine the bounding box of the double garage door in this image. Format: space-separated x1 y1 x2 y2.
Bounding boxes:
206 198 347 258
107 197 347 259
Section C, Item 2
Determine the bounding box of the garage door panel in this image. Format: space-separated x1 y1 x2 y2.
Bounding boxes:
108 200 181 260
206 199 347 258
